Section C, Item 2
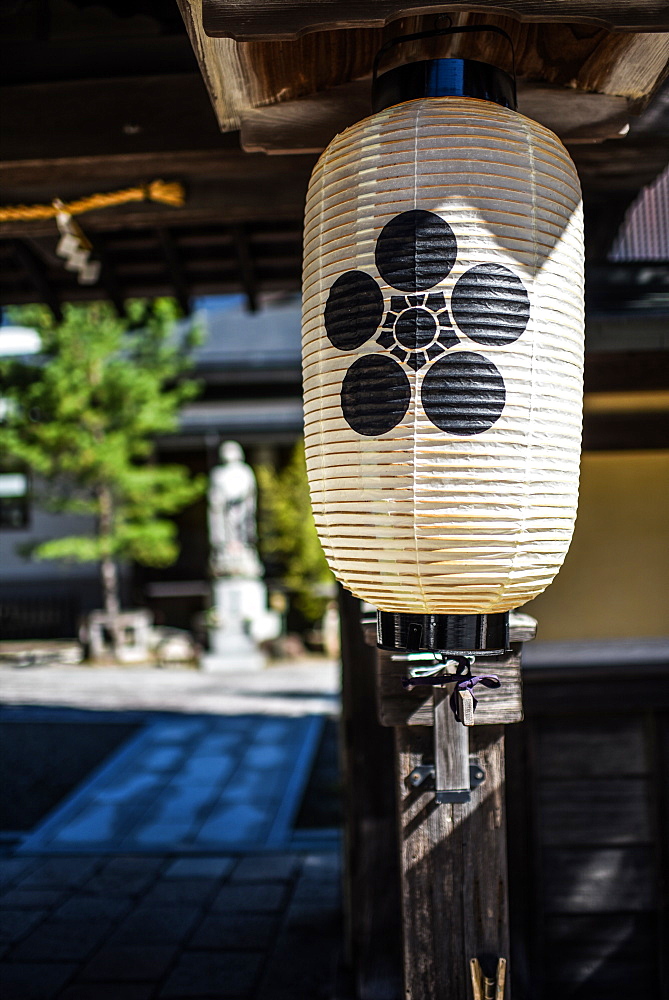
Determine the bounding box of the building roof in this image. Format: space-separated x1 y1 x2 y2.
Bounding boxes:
193 295 301 371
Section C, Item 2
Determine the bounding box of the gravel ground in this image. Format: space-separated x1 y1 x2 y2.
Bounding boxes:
0 659 340 717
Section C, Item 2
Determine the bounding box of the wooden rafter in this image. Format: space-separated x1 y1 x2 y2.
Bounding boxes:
0 222 304 308
92 233 126 318
231 225 258 312
0 151 315 240
11 238 62 322
157 227 191 316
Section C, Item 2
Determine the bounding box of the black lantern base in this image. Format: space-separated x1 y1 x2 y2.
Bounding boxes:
377 611 509 656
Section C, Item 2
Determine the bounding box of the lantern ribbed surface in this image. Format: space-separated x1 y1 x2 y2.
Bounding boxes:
302 97 584 614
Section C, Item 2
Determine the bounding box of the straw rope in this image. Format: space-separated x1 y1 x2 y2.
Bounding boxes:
0 180 185 223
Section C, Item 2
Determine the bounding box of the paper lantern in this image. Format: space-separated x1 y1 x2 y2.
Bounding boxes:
302 49 584 654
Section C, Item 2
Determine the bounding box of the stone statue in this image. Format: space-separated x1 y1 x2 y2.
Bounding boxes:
208 441 262 579
203 441 280 671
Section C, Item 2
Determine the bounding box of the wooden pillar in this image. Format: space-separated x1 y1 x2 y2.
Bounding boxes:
377 618 535 999
339 586 403 999
395 724 509 999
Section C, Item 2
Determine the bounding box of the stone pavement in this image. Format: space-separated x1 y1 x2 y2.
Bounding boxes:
0 660 346 999
0 851 342 999
17 714 325 854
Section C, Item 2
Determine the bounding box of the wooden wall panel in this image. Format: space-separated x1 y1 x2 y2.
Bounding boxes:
507 678 669 999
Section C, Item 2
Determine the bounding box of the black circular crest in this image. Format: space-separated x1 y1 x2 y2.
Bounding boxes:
325 270 384 351
421 352 506 435
451 263 530 346
375 210 457 292
341 355 411 436
322 213 531 437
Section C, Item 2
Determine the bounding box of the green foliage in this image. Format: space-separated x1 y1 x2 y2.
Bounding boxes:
0 300 205 580
255 442 334 626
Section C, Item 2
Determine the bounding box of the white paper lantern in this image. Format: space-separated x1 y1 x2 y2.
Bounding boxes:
302 64 584 652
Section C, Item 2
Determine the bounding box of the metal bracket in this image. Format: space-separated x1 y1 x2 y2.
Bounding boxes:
391 639 528 804
408 759 485 794
407 764 435 789
405 681 487 804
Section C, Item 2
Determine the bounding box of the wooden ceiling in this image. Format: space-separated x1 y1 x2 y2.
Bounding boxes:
0 1 667 315
179 3 669 146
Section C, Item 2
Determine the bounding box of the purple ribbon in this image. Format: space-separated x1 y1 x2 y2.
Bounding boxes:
449 673 500 722
401 670 500 722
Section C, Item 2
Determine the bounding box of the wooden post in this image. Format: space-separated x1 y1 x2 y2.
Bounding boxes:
377 618 535 999
339 587 403 999
340 601 534 997
395 724 509 999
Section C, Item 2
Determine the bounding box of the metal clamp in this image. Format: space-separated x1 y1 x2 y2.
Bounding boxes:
470 957 507 1000
399 653 501 804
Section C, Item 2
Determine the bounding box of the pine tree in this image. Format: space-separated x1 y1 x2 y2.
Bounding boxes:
255 442 333 627
0 300 205 647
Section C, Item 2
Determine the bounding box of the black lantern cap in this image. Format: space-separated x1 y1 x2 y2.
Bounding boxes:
371 23 518 114
377 611 509 656
372 57 516 114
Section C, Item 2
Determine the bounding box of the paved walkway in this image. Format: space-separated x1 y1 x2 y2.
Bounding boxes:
18 714 326 855
0 660 345 999
1 851 342 999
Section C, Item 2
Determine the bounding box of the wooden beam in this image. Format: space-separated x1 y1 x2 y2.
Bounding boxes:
0 151 314 237
240 77 633 153
0 276 301 307
0 75 229 162
240 79 373 154
581 352 669 443
180 1 669 154
178 0 382 132
200 0 669 39
583 411 669 450
176 0 251 134
573 137 669 196
0 150 299 186
584 351 669 393
586 262 669 312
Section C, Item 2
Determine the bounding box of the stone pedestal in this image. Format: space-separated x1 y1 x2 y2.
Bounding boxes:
85 609 153 664
201 578 280 672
